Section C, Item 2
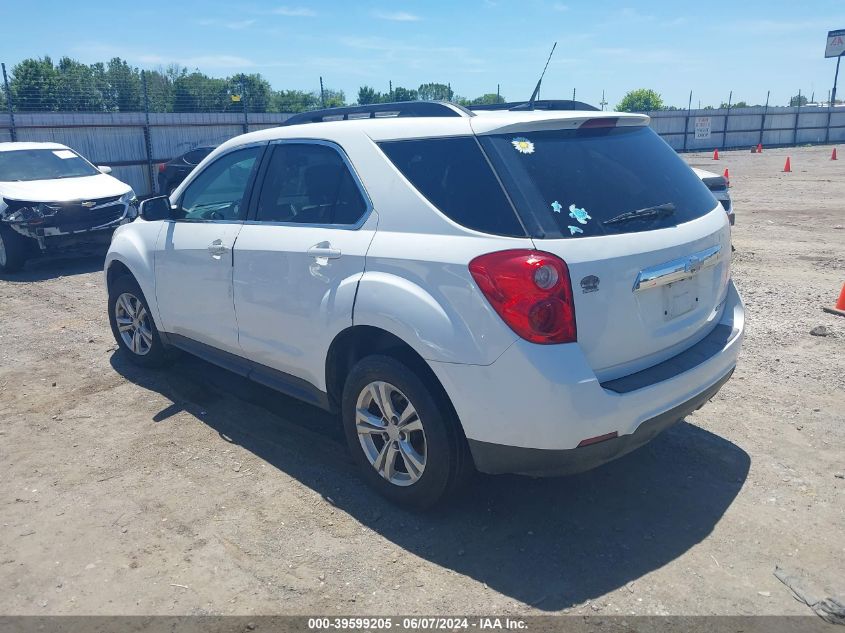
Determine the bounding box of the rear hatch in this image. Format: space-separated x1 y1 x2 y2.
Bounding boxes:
474 114 731 380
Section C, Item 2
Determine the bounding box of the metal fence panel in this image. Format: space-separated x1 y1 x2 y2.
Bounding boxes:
0 106 842 195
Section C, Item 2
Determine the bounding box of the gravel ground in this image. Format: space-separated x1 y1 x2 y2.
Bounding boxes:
1 144 843 617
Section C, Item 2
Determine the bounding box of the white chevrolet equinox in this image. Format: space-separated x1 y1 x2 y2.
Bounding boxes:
105 101 745 508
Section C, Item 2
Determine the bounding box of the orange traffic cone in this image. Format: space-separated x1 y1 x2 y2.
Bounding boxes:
713 149 719 160
723 168 730 185
756 143 763 153
822 283 845 317
783 157 791 172
832 147 838 161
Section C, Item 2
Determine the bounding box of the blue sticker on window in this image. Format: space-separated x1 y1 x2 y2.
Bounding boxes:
568 225 584 235
550 200 563 214
569 204 591 224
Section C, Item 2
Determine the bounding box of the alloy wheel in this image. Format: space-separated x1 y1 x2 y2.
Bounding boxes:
114 292 153 356
355 381 427 486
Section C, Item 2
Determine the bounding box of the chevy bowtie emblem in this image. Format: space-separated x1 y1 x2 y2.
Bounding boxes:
81 201 96 208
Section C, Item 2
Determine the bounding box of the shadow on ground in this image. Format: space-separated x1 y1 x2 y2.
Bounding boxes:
111 350 750 611
0 254 104 282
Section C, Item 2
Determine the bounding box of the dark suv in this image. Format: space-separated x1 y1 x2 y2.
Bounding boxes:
157 146 215 195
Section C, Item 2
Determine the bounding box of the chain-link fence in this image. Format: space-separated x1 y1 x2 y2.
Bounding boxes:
3 59 845 195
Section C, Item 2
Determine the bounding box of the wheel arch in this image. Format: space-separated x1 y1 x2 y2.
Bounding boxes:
325 326 463 438
104 225 163 330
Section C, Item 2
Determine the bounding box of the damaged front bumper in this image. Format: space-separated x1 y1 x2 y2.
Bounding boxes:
1 193 136 252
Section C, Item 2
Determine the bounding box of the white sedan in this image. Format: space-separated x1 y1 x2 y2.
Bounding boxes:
0 142 135 272
692 167 734 225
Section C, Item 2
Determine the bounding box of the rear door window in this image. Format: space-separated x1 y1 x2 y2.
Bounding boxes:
479 126 718 238
254 143 368 225
378 137 525 237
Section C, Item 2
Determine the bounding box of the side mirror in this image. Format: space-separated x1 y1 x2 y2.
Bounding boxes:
138 196 172 221
97 165 113 175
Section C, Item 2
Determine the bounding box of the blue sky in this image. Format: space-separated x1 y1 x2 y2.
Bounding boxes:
4 0 844 108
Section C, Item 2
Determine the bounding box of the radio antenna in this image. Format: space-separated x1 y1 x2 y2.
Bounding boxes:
527 42 557 109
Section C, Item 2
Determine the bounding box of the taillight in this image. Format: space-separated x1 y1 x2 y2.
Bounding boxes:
469 250 577 344
157 163 166 173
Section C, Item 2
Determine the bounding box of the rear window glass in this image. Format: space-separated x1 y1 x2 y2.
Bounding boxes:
378 137 525 237
479 126 718 238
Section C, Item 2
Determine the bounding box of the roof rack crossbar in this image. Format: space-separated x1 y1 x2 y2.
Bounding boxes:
282 101 470 126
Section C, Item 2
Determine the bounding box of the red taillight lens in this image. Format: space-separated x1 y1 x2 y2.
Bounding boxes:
469 249 577 344
157 163 166 173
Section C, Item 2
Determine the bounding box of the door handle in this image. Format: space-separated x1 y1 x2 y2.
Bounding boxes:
208 239 228 259
307 243 342 260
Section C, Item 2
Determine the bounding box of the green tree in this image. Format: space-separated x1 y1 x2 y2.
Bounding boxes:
10 57 60 111
616 88 664 112
320 88 346 108
229 73 274 112
274 89 319 112
142 68 174 112
172 71 228 112
104 58 142 111
719 100 748 109
55 57 105 111
392 86 418 102
470 93 506 105
357 85 384 105
789 94 808 107
418 82 453 101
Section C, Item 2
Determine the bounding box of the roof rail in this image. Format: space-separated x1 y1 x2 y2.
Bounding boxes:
282 101 471 126
469 100 600 112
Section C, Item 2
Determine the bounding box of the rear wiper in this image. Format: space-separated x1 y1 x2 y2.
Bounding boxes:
602 203 676 226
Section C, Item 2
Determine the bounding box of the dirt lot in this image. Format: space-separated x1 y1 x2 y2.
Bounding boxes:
1 144 843 617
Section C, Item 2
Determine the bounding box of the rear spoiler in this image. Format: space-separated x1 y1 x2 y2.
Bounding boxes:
469 99 599 112
470 113 650 136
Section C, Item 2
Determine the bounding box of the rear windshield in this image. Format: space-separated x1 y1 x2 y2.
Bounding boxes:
0 148 99 182
479 126 718 238
378 137 525 237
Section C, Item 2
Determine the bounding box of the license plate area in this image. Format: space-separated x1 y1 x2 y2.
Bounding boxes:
663 278 696 320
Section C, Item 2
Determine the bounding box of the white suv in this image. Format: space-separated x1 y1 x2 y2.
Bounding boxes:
105 101 745 508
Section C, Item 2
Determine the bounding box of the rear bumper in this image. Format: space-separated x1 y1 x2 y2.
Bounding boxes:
429 279 745 475
468 367 733 476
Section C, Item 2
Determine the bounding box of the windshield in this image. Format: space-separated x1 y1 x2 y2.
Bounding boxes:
479 126 718 238
0 148 100 182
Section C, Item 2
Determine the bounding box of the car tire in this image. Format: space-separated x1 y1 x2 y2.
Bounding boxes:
0 226 29 273
108 274 172 368
341 354 472 509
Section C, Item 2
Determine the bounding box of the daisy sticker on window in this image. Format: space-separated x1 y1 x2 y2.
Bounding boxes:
511 137 535 155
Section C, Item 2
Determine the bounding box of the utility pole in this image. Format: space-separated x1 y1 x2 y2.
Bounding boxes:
759 90 770 147
497 83 500 103
599 90 607 111
240 76 248 134
141 71 155 195
1 63 15 142
683 90 692 151
319 76 326 108
572 88 576 101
